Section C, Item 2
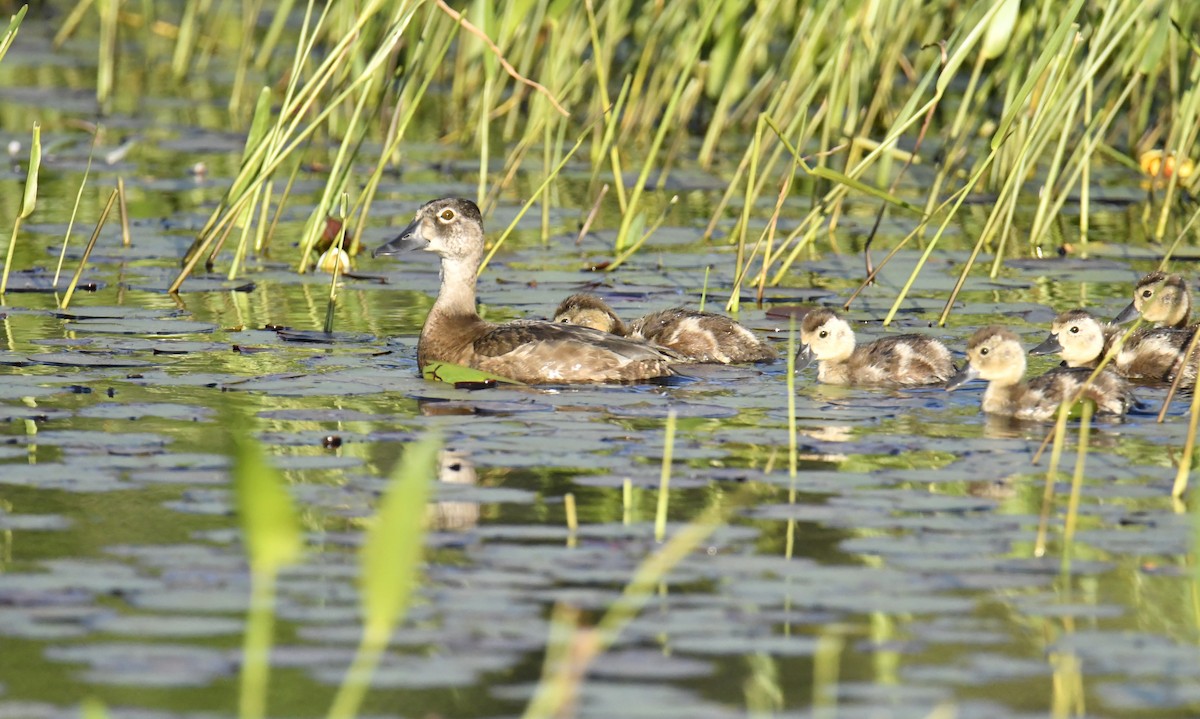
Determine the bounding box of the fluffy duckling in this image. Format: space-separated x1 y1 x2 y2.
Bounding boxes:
946 326 1133 421
374 198 677 384
795 308 955 386
1115 271 1192 328
553 293 777 364
1030 308 1198 384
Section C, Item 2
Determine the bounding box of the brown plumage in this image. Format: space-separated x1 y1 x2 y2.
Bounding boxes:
553 293 777 364
1030 308 1199 385
1115 271 1192 329
374 199 677 384
947 326 1133 421
795 308 955 386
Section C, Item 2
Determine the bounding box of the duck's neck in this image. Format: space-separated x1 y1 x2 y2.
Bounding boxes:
982 379 1025 415
430 254 482 320
1171 293 1192 328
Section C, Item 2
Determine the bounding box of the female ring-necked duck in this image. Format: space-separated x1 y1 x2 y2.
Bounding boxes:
795 308 955 386
947 326 1133 421
552 293 777 364
1029 308 1198 385
1115 271 1192 329
374 198 677 384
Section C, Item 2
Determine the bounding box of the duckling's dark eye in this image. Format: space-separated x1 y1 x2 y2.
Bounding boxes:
818 330 828 339
439 208 456 222
979 347 989 355
560 318 570 323
1069 326 1079 333
1142 289 1153 298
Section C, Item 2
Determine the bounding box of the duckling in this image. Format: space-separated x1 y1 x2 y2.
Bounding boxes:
1029 308 1199 384
795 308 955 386
946 326 1132 421
553 293 777 364
1115 271 1192 328
373 198 677 384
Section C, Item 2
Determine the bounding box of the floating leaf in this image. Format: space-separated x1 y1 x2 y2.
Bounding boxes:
421 361 522 386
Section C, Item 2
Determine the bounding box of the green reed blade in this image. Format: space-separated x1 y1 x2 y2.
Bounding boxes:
654 409 677 543
0 4 25 63
2 123 40 296
328 431 441 719
54 130 97 287
60 188 116 310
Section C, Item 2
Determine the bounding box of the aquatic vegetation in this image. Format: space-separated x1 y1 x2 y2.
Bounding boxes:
4 1 1200 717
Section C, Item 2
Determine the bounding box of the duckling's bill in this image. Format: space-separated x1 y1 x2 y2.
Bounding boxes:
944 363 979 391
794 343 816 372
1028 333 1063 355
373 218 429 257
1113 301 1139 325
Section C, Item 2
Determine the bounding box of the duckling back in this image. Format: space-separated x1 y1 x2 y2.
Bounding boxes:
630 308 778 364
1000 367 1134 422
798 309 954 386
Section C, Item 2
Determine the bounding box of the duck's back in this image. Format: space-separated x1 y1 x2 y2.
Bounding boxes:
629 308 777 364
834 334 955 386
1000 367 1133 421
429 318 677 383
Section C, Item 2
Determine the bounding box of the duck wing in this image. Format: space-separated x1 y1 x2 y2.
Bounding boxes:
469 320 680 383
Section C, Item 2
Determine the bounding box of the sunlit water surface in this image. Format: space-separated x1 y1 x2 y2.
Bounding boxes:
0 15 1199 719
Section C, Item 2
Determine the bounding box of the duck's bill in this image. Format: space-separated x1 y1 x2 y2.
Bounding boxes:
373 219 428 258
1113 302 1139 324
1028 333 1062 356
793 343 816 373
944 363 979 391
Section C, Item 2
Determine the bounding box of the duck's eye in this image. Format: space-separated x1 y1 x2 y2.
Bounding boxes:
560 317 570 323
1142 289 1154 298
439 208 456 222
1069 326 1079 333
818 330 828 339
979 347 989 355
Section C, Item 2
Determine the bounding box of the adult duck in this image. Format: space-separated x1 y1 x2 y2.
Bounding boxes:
553 293 777 364
947 326 1132 421
795 308 955 386
374 198 677 383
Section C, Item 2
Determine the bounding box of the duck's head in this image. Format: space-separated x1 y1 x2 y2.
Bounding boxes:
795 308 855 370
1029 309 1105 366
373 197 484 261
1115 271 1191 326
553 294 622 333
946 326 1026 390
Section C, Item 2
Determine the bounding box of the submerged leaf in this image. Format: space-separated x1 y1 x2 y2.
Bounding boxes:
361 431 441 641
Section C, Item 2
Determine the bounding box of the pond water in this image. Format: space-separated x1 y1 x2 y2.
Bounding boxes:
1 11 1200 719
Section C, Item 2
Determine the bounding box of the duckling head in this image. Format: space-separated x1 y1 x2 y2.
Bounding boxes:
1115 271 1191 327
1030 309 1105 366
373 197 484 262
946 326 1026 390
795 309 855 370
553 294 623 333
